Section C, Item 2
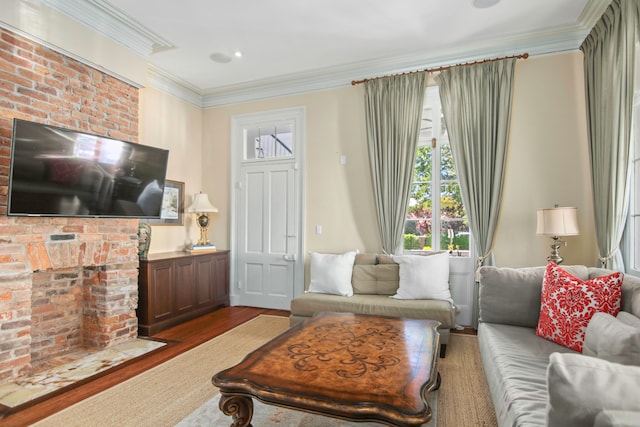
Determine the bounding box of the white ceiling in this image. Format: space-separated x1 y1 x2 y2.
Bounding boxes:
40 0 609 106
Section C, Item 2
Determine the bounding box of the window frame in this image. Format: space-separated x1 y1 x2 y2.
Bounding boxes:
405 86 471 256
623 86 640 277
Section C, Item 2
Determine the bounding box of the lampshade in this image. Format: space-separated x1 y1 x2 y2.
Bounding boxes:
536 207 579 237
187 193 218 213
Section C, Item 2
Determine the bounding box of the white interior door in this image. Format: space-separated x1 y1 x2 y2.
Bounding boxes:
230 108 305 310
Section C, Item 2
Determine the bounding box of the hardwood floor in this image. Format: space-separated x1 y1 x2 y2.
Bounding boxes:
1 306 290 427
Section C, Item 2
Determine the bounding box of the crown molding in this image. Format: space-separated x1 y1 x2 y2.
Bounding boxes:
146 65 204 108
39 0 608 108
0 21 143 89
201 0 608 108
40 0 174 56
200 26 589 108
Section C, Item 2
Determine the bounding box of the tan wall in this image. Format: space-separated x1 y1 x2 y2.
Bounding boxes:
495 51 598 267
138 87 204 253
202 87 380 254
202 52 598 267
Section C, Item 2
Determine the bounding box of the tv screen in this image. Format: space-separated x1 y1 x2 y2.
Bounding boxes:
8 119 169 218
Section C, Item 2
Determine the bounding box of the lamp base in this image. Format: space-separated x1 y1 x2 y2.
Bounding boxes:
547 236 564 265
196 213 211 246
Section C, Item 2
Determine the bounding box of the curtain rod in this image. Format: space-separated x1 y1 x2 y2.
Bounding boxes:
351 52 529 86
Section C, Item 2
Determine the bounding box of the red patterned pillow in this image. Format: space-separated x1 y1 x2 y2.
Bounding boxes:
536 262 623 352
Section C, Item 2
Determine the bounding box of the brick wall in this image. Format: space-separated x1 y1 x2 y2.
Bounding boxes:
30 269 83 365
0 28 141 384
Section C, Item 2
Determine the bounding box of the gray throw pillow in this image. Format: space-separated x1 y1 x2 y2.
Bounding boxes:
478 265 589 327
546 353 640 427
583 312 640 366
594 410 640 427
618 311 640 329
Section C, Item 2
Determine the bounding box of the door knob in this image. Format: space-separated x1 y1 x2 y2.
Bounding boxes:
283 254 297 262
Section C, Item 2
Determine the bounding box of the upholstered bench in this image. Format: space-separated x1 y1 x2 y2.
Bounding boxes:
290 252 457 357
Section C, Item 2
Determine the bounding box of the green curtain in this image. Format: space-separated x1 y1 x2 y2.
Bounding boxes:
580 0 640 270
364 73 426 254
436 59 516 270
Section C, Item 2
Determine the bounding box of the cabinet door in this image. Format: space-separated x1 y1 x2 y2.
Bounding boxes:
149 260 174 321
195 255 214 306
174 257 196 313
213 252 229 303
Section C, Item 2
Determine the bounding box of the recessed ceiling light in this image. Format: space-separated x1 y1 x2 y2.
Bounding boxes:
209 52 232 63
234 51 242 58
473 0 500 8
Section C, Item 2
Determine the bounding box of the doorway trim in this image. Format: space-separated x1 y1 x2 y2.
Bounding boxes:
229 106 306 306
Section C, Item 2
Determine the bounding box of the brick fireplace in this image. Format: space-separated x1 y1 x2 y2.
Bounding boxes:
0 28 141 384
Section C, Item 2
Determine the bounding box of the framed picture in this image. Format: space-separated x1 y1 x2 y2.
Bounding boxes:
145 180 184 225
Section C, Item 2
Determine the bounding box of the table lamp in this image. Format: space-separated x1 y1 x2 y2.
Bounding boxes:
187 192 218 246
536 206 579 264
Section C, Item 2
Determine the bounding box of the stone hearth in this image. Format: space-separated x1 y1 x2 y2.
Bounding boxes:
0 225 140 384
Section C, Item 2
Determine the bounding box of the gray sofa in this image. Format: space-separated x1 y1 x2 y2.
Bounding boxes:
478 265 640 427
290 253 457 357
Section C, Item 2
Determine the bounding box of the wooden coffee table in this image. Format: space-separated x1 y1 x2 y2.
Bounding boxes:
212 312 441 427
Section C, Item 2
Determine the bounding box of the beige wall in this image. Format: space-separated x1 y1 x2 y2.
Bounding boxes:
139 87 205 253
202 87 380 254
201 51 598 268
495 51 598 267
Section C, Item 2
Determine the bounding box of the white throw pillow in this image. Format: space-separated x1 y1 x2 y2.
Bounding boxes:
391 252 451 301
583 312 640 366
546 353 640 427
307 251 357 297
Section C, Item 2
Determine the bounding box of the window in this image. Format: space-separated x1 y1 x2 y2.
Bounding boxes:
404 86 470 255
243 121 294 160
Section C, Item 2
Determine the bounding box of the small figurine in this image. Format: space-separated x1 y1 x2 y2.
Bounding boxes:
138 222 151 259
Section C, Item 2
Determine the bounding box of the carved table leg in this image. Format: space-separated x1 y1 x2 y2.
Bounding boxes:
219 393 254 427
433 372 441 391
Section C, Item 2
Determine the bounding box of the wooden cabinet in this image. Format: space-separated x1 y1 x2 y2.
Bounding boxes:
137 250 229 336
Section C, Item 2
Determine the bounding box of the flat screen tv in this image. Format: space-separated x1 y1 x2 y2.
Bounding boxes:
8 119 169 218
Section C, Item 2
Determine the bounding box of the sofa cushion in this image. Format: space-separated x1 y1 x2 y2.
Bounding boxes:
290 293 454 327
479 265 589 328
477 322 575 427
391 252 451 301
536 262 622 352
351 253 399 295
352 264 399 295
583 312 640 365
618 311 640 328
354 253 377 265
307 251 357 296
546 353 640 427
377 254 396 264
594 410 640 427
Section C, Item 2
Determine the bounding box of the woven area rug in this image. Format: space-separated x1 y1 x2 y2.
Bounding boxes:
178 390 437 426
33 315 291 427
34 316 496 427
